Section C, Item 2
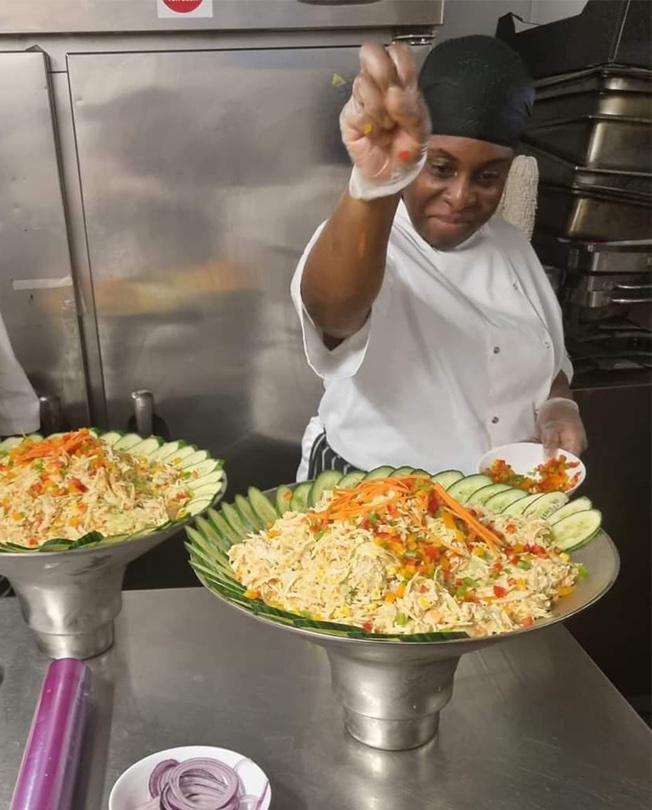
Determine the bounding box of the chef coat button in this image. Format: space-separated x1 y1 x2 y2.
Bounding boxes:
544 341 550 348
491 416 499 424
493 346 500 354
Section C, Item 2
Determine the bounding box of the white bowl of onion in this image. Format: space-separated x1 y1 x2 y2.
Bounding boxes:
108 745 271 810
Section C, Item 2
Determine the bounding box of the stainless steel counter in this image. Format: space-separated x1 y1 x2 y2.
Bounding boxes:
0 588 650 810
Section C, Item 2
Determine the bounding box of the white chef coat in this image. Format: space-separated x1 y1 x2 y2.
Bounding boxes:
291 201 572 480
0 309 39 436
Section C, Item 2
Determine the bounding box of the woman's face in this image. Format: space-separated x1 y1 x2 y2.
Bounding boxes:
403 134 514 250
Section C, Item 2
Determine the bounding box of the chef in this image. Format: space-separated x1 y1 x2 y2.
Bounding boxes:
291 35 587 481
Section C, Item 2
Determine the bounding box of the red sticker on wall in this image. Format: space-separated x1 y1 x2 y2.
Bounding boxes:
162 0 204 11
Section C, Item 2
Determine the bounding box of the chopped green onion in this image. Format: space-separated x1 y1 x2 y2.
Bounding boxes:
395 612 409 625
577 563 588 578
517 560 531 570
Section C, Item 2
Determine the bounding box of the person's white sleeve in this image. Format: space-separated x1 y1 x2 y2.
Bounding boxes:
0 311 40 435
291 222 374 381
560 352 574 386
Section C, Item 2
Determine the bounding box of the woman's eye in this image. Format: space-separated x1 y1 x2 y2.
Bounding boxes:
429 163 455 178
476 171 502 186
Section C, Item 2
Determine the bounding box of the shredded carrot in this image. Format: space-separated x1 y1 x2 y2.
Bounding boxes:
432 482 504 553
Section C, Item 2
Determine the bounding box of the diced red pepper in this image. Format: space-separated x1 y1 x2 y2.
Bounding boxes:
493 585 507 598
427 491 440 515
71 477 88 493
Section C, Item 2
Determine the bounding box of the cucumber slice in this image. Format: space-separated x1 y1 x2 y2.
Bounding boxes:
178 449 210 469
447 474 493 504
524 492 569 520
547 496 593 526
390 466 414 477
221 502 251 540
207 508 239 546
235 494 263 531
168 445 200 465
248 487 279 527
309 470 344 507
189 483 222 500
195 515 231 554
551 509 602 551
363 465 395 481
186 497 213 516
189 470 224 490
338 470 365 488
114 433 143 451
100 431 123 447
128 436 163 457
503 493 544 516
431 470 464 489
183 459 222 478
483 488 529 513
467 483 513 506
290 482 313 512
151 440 185 461
0 436 28 453
275 485 294 516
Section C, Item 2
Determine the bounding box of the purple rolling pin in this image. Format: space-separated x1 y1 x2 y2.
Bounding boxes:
10 658 92 810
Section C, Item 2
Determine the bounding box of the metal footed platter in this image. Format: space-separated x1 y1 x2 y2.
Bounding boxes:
0 429 226 659
186 468 619 750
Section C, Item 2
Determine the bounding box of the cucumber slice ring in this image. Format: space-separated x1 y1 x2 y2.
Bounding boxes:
186 468 615 645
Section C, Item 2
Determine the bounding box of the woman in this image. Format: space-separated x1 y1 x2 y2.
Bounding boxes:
291 35 586 481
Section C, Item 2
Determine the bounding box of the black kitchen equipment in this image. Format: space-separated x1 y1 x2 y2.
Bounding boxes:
496 0 651 78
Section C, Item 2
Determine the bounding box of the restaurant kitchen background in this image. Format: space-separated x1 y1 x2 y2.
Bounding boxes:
0 0 649 720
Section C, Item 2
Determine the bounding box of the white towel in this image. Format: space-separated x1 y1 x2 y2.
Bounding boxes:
496 155 539 242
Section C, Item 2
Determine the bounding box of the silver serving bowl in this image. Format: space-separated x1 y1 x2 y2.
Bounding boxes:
0 432 226 659
192 485 619 751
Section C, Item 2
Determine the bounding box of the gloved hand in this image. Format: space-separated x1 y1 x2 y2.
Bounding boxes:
340 42 431 201
536 397 588 459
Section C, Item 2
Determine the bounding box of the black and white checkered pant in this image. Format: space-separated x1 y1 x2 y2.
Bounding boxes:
307 432 358 479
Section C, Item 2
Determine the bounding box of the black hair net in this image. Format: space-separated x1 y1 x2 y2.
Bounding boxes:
418 35 534 148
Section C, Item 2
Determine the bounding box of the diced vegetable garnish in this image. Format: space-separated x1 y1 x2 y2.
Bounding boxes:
484 455 581 493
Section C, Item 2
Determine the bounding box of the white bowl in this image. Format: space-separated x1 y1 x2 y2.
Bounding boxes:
477 442 586 495
109 745 271 810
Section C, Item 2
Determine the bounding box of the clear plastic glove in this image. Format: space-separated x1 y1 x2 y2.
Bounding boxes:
340 42 431 200
536 397 588 459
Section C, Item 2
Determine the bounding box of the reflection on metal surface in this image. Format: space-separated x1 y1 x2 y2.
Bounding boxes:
0 0 442 34
0 51 87 426
5 588 649 810
68 47 362 471
39 393 64 435
0 529 178 659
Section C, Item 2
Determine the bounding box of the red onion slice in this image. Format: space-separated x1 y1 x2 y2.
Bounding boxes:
136 755 267 810
149 759 179 798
